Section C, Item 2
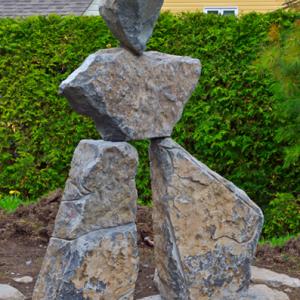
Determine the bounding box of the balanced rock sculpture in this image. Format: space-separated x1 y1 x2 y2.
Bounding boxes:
34 0 264 299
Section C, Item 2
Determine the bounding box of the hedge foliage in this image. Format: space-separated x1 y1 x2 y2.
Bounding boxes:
0 11 299 217
264 193 300 238
256 21 300 168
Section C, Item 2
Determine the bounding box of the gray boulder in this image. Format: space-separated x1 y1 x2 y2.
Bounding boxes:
53 140 138 239
149 138 264 300
33 224 139 300
33 140 139 299
100 0 163 55
60 48 201 141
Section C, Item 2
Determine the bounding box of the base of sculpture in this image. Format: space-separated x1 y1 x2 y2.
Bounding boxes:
34 138 264 299
33 138 264 300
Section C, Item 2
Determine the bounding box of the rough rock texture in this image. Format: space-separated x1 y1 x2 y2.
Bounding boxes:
53 140 138 239
251 266 300 289
99 0 163 55
33 140 139 299
149 138 264 300
60 48 201 141
33 224 139 300
0 284 25 300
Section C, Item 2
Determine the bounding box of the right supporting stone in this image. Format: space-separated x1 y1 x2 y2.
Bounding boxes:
149 138 264 300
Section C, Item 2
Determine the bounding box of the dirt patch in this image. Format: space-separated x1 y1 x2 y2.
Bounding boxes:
255 238 300 278
254 237 300 300
0 189 62 245
135 206 157 298
0 240 46 300
0 189 299 299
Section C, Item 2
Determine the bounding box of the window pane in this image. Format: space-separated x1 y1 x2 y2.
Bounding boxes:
223 10 236 16
207 10 219 14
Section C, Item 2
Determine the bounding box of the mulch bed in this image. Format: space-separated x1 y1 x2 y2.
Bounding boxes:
0 189 299 299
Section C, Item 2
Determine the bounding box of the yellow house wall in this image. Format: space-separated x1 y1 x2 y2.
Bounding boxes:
162 0 284 14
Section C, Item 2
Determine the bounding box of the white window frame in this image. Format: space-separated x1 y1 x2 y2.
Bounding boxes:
204 7 239 16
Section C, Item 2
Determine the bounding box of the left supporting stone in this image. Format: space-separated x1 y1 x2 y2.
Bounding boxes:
33 140 139 300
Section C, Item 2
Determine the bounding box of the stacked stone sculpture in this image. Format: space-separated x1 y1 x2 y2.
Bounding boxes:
33 0 264 299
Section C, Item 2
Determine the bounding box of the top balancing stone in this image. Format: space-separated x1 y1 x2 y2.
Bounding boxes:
100 0 164 55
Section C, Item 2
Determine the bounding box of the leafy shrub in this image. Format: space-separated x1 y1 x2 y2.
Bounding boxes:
154 11 300 208
0 11 299 214
256 21 300 168
263 193 300 238
0 16 113 199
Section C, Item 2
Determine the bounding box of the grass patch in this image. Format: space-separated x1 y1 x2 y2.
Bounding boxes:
260 233 300 247
0 191 33 213
0 195 22 213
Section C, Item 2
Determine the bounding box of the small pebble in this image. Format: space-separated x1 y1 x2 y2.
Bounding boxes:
13 276 33 284
25 260 32 266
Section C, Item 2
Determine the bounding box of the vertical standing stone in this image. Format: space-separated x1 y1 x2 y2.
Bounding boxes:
149 138 264 300
33 140 139 300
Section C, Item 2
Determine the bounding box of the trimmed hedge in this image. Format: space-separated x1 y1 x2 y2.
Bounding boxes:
0 11 299 212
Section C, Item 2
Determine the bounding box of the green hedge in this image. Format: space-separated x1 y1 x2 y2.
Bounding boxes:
0 11 299 212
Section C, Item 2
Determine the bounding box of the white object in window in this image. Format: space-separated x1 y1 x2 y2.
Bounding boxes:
204 7 238 16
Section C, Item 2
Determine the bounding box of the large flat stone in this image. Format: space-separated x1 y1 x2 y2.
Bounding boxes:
60 48 201 141
242 284 289 300
137 283 291 300
33 224 139 300
100 0 163 55
53 140 138 239
251 266 300 289
149 138 264 300
0 284 25 300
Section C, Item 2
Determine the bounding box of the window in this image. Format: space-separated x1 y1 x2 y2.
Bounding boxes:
204 7 238 16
